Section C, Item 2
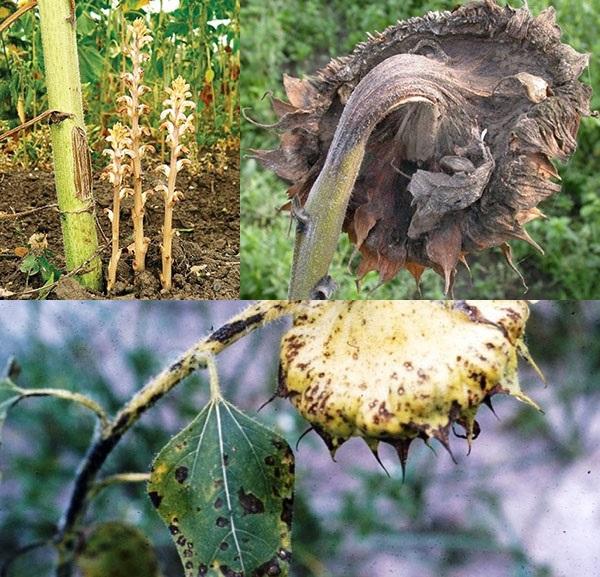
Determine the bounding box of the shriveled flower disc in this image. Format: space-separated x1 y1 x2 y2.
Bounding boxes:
278 301 542 473
255 0 591 291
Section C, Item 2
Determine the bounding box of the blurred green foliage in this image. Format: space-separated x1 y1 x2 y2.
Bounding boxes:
240 0 600 299
0 0 239 167
0 302 599 577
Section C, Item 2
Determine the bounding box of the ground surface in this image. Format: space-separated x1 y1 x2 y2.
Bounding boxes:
0 150 239 299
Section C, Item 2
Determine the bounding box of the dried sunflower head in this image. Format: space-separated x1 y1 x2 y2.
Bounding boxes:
255 0 591 293
278 301 542 475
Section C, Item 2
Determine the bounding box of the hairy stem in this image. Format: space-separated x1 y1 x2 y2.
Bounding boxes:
37 0 102 290
288 54 450 299
54 300 298 577
18 388 109 430
89 472 150 499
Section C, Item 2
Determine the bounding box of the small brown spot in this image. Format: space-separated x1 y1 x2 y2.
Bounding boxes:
238 487 265 515
198 565 208 576
220 541 229 550
216 516 229 527
208 313 265 343
281 497 293 528
168 524 180 535
264 455 276 466
148 491 162 508
170 359 184 372
219 565 243 577
175 466 189 484
214 497 224 509
252 556 282 576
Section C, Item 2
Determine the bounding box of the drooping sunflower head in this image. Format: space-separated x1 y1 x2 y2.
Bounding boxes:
256 0 591 291
278 300 542 474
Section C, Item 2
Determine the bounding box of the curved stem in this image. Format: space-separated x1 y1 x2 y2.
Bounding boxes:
53 300 298 577
88 472 150 499
0 0 37 35
18 388 109 431
288 54 452 299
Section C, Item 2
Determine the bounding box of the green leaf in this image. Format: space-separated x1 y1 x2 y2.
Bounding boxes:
76 522 161 577
148 398 294 577
19 254 40 275
78 40 105 84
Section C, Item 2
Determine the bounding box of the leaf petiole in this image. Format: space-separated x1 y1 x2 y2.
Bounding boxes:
17 388 110 431
205 354 222 401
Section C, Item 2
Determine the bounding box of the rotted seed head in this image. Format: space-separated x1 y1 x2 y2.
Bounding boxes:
255 0 591 291
278 301 543 476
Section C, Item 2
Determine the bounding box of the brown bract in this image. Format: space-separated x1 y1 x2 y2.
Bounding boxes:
254 0 591 291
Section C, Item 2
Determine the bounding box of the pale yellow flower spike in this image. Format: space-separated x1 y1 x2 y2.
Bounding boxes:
102 122 132 291
157 75 196 292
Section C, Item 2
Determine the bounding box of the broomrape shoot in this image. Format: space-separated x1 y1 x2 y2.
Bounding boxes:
156 76 196 291
101 123 132 292
118 17 154 273
103 20 195 292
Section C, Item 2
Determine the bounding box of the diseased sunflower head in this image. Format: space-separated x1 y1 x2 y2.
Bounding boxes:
255 0 591 292
278 301 543 475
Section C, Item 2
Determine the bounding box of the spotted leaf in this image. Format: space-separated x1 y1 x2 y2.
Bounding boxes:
148 398 294 577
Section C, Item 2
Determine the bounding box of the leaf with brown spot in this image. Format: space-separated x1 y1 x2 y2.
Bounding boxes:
148 399 294 577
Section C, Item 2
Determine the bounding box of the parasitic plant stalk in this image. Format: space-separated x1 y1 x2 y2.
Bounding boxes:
156 76 195 291
101 123 132 291
119 18 153 272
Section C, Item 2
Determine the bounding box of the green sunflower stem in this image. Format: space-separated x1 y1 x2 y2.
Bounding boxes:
37 0 102 290
288 54 445 299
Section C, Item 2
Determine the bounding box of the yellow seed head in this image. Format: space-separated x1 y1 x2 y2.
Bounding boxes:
278 301 542 474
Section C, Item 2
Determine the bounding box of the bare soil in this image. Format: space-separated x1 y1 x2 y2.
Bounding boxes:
0 150 239 299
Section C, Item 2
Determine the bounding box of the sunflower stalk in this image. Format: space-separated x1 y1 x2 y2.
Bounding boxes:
36 0 102 290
